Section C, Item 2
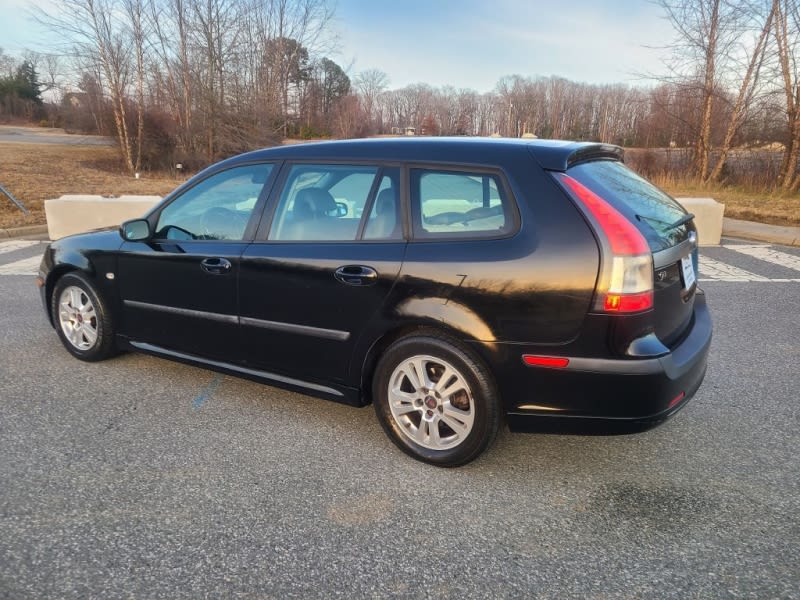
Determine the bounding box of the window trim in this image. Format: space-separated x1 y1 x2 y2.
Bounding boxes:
358 167 406 242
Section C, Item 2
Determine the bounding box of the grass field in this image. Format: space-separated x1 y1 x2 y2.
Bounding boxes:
655 175 800 227
0 142 180 229
1 139 799 230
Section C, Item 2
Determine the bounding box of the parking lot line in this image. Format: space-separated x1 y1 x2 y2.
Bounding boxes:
193 375 224 409
724 244 800 273
0 240 42 255
698 256 772 281
0 255 41 275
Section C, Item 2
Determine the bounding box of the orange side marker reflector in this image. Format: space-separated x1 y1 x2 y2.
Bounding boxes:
522 355 570 369
35 276 45 288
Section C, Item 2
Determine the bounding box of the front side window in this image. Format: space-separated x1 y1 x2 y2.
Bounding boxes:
269 164 382 241
155 163 273 241
410 169 514 239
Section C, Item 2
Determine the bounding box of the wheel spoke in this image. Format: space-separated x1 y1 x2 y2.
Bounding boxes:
403 358 430 390
59 302 72 322
390 399 418 417
69 288 83 310
81 304 96 322
82 324 98 345
432 365 455 392
67 326 82 348
441 401 473 433
428 419 442 445
438 378 467 400
389 386 417 404
410 419 424 443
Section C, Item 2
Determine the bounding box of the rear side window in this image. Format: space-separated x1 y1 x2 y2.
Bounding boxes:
268 164 378 241
410 169 515 239
567 160 690 252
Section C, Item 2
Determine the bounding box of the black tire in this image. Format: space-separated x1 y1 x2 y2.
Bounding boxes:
51 272 117 362
372 332 501 467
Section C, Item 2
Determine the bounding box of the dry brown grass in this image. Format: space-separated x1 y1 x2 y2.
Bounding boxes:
0 142 183 229
2 139 799 230
654 174 800 227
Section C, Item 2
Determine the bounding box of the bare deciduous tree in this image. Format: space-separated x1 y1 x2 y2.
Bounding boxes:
354 68 388 131
773 0 800 190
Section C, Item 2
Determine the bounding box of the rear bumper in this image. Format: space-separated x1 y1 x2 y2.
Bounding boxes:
504 292 712 432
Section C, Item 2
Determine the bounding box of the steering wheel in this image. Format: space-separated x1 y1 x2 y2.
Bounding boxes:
201 207 236 238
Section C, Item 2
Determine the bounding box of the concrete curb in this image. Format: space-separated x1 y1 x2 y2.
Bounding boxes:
0 224 49 239
723 218 800 247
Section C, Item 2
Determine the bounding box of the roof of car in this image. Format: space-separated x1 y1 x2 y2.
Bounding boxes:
224 137 624 172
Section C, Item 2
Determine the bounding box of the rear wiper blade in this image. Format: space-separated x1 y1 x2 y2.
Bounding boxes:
636 212 694 231
666 212 695 231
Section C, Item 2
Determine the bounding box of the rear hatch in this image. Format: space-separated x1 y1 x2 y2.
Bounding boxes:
563 160 698 347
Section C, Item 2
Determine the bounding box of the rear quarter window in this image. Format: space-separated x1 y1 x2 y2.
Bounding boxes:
566 160 691 252
410 169 516 239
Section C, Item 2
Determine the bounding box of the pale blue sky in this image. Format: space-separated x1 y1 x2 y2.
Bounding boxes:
0 0 675 92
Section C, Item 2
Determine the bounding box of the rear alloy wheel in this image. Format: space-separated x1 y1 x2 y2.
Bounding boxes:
373 334 500 466
51 272 117 362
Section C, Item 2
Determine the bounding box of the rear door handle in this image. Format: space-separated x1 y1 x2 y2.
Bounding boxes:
334 265 378 286
201 257 232 274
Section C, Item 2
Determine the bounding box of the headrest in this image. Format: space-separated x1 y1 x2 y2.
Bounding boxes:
295 187 337 216
375 187 397 214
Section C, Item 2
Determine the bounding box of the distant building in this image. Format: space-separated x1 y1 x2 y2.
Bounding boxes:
391 126 416 136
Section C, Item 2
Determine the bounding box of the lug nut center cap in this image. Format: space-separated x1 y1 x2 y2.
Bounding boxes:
424 396 437 409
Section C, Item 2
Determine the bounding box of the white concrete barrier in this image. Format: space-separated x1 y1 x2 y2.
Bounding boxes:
44 195 162 240
675 197 725 246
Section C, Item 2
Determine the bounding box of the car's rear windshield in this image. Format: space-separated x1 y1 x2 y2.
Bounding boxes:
566 160 691 252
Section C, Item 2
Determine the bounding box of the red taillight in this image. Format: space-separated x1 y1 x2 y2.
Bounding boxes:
604 292 653 312
522 355 570 368
555 173 653 314
557 174 649 256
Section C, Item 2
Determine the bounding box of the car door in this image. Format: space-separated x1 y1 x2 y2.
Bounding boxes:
238 164 406 387
117 162 276 362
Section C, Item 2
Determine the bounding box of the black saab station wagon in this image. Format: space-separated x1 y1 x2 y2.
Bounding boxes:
38 138 712 466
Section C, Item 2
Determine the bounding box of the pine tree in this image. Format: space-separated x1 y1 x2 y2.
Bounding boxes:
15 61 42 105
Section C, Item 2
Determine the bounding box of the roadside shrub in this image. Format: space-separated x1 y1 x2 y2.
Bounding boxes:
133 108 177 171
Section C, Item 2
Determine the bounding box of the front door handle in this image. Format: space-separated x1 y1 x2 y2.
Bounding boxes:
201 257 232 274
334 265 378 286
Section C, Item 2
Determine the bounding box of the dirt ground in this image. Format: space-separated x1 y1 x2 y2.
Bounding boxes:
1 137 798 230
0 142 182 229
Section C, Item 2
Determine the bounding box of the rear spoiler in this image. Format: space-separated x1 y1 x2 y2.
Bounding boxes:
528 142 624 171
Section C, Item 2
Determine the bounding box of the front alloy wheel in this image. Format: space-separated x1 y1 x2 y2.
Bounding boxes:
51 272 117 362
58 285 99 351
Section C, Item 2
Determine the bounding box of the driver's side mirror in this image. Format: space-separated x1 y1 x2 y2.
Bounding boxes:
120 219 151 242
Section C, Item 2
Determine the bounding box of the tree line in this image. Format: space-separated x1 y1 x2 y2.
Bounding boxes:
0 0 798 190
0 57 43 120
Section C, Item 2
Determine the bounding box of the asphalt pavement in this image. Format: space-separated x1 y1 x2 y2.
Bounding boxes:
0 125 113 147
0 238 798 598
